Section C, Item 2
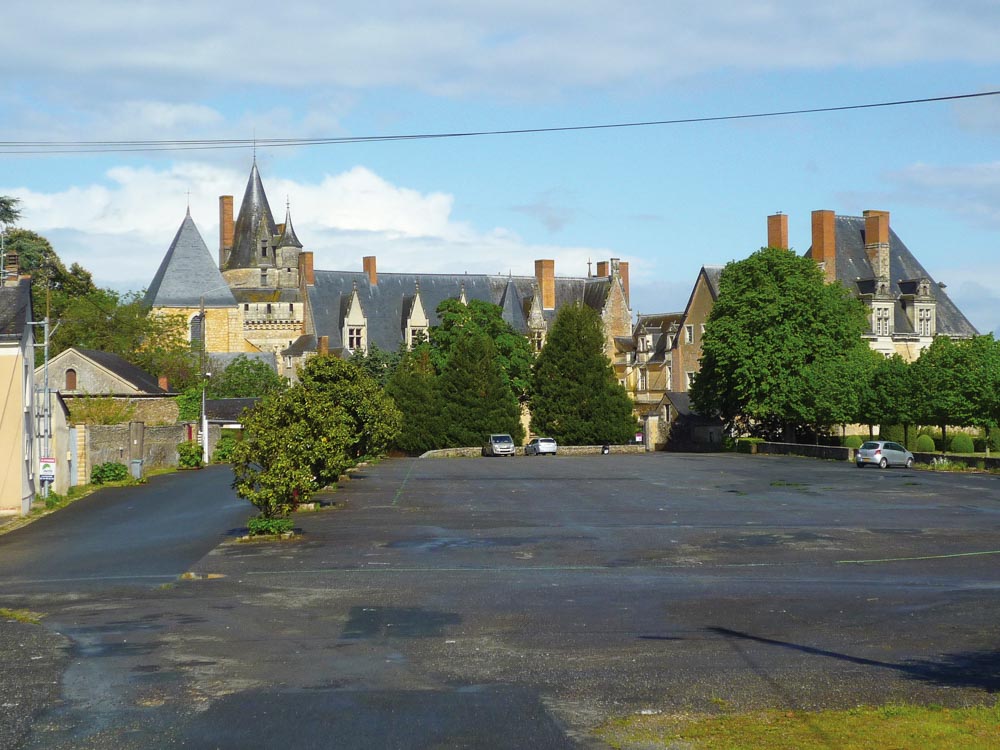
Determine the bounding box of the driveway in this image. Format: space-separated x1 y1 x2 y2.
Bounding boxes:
3 454 998 748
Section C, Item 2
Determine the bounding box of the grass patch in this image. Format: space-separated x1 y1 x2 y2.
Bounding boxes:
770 480 807 489
596 702 1000 749
0 607 44 624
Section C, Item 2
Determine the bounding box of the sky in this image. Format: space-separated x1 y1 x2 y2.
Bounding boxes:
3 1 1000 336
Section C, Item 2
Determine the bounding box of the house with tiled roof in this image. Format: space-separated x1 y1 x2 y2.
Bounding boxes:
799 209 977 360
0 274 36 515
146 163 634 384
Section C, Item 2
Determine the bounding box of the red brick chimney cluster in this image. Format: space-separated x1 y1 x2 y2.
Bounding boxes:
298 251 315 285
767 213 789 249
811 210 837 283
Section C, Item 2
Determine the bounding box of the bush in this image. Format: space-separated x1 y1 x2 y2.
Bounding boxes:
247 516 294 536
844 435 864 449
736 438 764 454
177 440 204 469
211 433 239 463
915 434 936 453
949 433 975 454
91 461 129 484
878 424 905 444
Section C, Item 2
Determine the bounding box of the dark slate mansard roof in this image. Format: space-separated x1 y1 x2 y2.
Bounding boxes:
144 211 237 309
807 215 977 338
307 271 613 352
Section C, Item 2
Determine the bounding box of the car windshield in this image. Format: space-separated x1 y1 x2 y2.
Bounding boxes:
860 442 880 450
493 436 512 444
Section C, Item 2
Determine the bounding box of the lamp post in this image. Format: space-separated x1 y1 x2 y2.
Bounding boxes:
201 371 211 464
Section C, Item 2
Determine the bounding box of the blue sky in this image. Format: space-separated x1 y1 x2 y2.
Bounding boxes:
3 1 1000 335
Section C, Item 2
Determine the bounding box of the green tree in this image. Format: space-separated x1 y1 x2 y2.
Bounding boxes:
690 247 870 439
957 335 1000 454
232 355 401 519
911 336 976 444
0 195 20 226
859 353 916 444
386 345 443 454
430 298 535 399
297 354 402 465
207 354 286 398
350 343 402 387
438 329 523 446
530 303 637 445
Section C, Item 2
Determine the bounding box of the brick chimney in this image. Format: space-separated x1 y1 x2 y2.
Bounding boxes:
219 195 234 267
298 251 315 285
767 213 789 250
318 335 329 356
811 210 836 283
158 375 170 392
3 249 19 287
619 260 630 305
863 210 890 281
596 260 609 278
363 256 377 285
534 259 555 310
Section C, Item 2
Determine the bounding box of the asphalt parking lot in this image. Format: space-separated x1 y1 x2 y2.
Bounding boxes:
6 452 1000 748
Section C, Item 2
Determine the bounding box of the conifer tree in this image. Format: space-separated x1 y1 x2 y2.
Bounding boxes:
530 304 637 445
386 345 443 454
438 329 523 446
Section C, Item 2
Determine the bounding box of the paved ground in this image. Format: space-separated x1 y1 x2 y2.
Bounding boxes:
2 453 999 748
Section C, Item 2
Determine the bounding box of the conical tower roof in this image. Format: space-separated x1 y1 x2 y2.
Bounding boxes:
144 210 236 308
277 204 303 249
224 161 278 270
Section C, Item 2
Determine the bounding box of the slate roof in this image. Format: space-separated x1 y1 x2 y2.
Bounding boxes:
805 215 977 338
205 398 258 422
74 348 166 393
277 206 302 249
0 278 32 339
144 211 237 308
307 271 613 351
206 352 278 374
224 161 277 271
634 311 683 365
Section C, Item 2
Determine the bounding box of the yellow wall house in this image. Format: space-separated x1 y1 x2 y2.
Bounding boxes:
0 276 36 515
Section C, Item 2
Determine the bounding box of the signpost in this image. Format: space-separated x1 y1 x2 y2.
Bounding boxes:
39 456 56 484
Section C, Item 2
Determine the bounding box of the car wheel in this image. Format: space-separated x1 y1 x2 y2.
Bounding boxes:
905 457 913 468
856 462 865 468
879 457 888 469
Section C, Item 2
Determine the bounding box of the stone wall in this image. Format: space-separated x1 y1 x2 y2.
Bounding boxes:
420 444 646 458
746 441 853 461
83 423 221 479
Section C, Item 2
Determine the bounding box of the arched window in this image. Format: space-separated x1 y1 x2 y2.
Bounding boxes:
65 368 77 390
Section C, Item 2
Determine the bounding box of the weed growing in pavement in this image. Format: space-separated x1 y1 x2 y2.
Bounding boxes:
246 516 295 537
0 608 44 625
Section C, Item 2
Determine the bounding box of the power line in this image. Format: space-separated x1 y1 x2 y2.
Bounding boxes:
1 89 998 156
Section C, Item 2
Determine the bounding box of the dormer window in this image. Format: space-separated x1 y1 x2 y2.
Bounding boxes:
348 327 364 351
531 329 544 352
917 306 934 336
874 306 892 337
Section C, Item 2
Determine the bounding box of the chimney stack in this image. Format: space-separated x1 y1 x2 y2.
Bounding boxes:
811 210 837 283
299 251 315 286
219 195 234 267
619 261 630 305
767 213 789 250
596 260 609 278
363 256 377 286
158 375 170 392
3 249 19 286
318 336 329 356
534 259 555 310
863 210 890 281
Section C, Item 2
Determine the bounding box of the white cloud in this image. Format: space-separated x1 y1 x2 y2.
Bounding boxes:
7 2 1000 100
887 161 1000 227
3 161 616 289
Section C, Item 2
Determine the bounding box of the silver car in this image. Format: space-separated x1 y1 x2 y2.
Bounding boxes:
525 437 557 456
856 440 914 469
482 434 516 457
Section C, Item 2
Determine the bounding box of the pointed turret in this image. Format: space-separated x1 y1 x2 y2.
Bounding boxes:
277 204 303 249
145 213 236 308
224 161 278 270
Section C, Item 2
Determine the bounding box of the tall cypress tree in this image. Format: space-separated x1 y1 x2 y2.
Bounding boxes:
438 329 523 446
530 304 637 445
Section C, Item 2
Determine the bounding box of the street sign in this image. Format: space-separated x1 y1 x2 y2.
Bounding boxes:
39 456 56 482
